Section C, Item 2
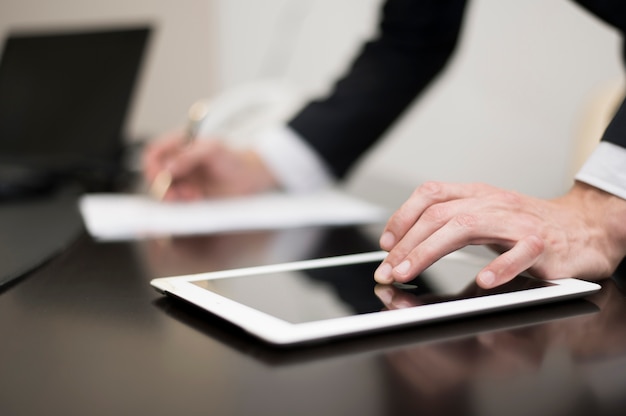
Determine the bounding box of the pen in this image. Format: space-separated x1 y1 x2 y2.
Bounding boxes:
149 100 210 200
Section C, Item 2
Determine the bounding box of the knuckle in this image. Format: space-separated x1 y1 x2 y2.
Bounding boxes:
452 213 479 231
524 235 545 257
388 208 414 229
421 204 449 224
414 181 443 199
490 256 519 281
412 245 440 270
498 254 516 271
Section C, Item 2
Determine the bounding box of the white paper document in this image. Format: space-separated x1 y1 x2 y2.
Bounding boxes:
78 190 389 241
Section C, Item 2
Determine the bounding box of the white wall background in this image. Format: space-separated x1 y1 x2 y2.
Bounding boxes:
211 0 624 199
2 0 624 198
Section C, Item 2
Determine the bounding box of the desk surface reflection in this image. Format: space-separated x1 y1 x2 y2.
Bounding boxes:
1 198 626 416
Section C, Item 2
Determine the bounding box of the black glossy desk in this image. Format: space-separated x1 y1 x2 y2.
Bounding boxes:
1 191 626 416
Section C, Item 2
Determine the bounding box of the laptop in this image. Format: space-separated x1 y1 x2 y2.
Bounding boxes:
0 24 151 288
0 24 151 197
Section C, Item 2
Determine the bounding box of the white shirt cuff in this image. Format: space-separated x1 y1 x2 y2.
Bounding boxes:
252 125 335 193
575 141 626 200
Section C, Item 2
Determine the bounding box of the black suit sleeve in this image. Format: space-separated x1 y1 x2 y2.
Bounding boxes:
602 99 626 148
600 30 626 149
573 0 626 148
288 0 468 179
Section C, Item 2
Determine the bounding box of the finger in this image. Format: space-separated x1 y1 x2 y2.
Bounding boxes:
378 188 534 283
176 184 204 201
382 211 504 283
142 132 185 180
476 235 545 288
165 181 204 201
376 197 489 283
168 141 224 179
380 182 494 251
383 197 478 269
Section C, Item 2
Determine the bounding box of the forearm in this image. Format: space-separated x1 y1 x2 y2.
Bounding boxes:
289 0 469 178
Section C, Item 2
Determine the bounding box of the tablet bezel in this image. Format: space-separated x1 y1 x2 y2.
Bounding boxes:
150 251 601 346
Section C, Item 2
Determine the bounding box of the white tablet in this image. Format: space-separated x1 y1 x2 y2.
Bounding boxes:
150 250 600 346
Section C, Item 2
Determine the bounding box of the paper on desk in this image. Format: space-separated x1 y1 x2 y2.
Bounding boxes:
78 189 389 241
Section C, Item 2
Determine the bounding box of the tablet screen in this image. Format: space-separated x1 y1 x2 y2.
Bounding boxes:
192 258 553 324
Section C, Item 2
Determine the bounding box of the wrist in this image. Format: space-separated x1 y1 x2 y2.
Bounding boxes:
563 181 626 271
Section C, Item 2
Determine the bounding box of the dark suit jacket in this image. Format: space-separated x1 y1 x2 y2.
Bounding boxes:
288 0 626 179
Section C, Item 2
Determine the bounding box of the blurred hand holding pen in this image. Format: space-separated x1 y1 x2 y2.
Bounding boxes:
148 100 210 200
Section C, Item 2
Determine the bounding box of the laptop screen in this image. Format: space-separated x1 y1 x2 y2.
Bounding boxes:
0 25 151 176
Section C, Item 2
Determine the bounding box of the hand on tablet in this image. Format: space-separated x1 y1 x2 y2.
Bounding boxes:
142 130 279 201
374 181 626 289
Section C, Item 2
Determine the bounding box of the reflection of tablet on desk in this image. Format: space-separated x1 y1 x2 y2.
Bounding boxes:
151 250 601 346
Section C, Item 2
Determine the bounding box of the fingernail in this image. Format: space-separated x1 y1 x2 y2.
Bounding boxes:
379 232 395 249
393 260 411 277
375 263 393 283
478 270 495 287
